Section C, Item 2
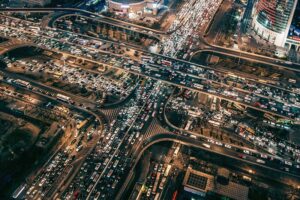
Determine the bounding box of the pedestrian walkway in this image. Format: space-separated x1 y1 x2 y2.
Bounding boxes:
0 39 34 55
100 107 121 122
143 117 171 140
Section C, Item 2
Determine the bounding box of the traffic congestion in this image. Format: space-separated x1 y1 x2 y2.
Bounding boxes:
0 2 300 199
0 14 299 121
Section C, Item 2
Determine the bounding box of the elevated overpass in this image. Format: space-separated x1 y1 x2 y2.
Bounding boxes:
50 13 162 42
59 51 295 121
0 40 37 55
1 8 299 71
116 132 300 200
0 8 167 39
193 48 300 73
0 21 296 121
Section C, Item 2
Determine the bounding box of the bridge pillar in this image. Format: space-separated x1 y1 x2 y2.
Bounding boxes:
135 33 141 43
112 26 116 38
104 24 109 38
285 43 291 50
116 27 121 41
127 30 132 41
99 23 104 36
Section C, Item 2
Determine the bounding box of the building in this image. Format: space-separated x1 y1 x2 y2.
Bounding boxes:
286 0 300 50
9 0 51 7
251 0 298 47
108 0 161 15
182 166 249 200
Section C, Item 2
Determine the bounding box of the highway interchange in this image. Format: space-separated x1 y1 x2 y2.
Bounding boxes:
0 3 300 200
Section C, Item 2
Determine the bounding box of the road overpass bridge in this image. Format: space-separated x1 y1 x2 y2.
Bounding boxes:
0 40 37 55
67 54 296 121
116 132 300 200
193 47 300 73
0 29 295 122
0 8 166 40
2 7 300 71
50 13 162 42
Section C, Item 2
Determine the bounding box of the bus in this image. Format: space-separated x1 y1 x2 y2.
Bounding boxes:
131 65 141 73
29 25 40 31
172 190 178 200
56 93 71 103
256 159 265 164
12 183 27 199
193 83 204 90
164 164 171 176
145 65 159 72
242 175 252 182
233 102 244 111
288 78 296 84
203 143 211 148
112 180 118 189
208 120 221 126
95 163 101 171
103 158 109 166
224 90 238 97
14 79 31 88
77 119 88 130
94 192 101 199
113 159 119 168
107 169 113 178
90 172 97 180
161 59 172 67
154 192 160 200
159 177 167 190
152 172 161 194
264 113 276 121
174 145 180 157
141 55 153 62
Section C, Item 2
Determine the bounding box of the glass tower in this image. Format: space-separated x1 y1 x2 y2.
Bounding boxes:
252 0 298 46
255 0 295 33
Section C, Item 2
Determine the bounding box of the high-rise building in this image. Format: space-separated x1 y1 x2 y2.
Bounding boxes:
286 0 300 50
251 0 298 47
108 0 160 15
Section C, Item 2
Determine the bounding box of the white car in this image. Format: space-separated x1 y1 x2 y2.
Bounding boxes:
215 141 223 146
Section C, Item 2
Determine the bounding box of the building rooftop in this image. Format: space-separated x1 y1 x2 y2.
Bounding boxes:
183 166 249 200
214 181 249 200
183 167 214 194
110 0 144 4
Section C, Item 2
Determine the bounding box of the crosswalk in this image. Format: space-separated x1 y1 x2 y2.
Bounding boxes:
100 107 121 123
0 39 34 55
143 117 171 140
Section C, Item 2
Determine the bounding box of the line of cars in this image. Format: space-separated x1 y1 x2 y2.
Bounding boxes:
1 14 299 121
62 79 159 199
161 0 223 57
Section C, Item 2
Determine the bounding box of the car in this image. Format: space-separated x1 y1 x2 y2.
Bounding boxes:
76 145 83 152
146 189 151 197
243 150 250 154
215 141 223 146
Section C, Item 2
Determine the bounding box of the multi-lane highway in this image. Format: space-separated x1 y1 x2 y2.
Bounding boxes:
0 14 299 122
1 7 300 71
1 7 300 199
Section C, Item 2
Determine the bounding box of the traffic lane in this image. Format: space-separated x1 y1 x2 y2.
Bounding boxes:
142 133 300 177
189 146 300 190
0 17 298 112
0 69 96 109
1 22 294 121
208 47 300 72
